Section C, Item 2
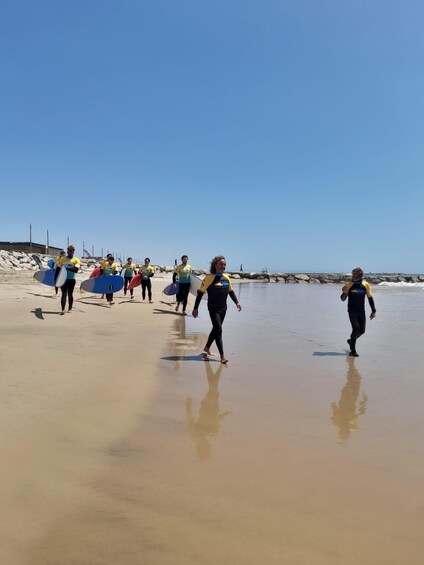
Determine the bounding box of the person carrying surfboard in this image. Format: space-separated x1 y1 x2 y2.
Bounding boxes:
192 256 241 364
56 245 80 315
340 267 376 357
101 255 119 305
121 257 136 299
139 258 155 303
173 254 192 315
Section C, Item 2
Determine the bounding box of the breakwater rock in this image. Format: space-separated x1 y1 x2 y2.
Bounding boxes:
1 250 423 285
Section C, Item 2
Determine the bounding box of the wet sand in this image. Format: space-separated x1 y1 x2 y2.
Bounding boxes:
1 277 424 564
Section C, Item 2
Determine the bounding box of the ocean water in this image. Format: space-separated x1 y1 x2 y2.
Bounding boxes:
148 282 424 564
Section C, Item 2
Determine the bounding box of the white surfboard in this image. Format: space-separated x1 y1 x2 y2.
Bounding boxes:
189 274 206 298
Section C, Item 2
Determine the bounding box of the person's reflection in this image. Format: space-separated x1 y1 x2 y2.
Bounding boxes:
331 357 367 442
169 317 208 372
186 361 231 460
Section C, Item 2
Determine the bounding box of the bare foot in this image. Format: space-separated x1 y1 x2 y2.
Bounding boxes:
220 355 228 364
60 311 65 316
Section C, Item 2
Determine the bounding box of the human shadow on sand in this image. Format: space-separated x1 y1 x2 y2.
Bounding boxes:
153 308 182 316
313 351 348 356
161 354 216 362
75 299 110 308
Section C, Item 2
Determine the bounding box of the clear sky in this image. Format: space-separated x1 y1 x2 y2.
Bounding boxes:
1 1 423 273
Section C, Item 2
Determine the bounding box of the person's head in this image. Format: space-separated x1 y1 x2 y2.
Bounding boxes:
181 255 188 264
108 256 114 264
210 255 226 274
60 250 66 257
127 257 132 263
144 257 150 264
67 245 75 257
351 267 364 281
106 253 112 259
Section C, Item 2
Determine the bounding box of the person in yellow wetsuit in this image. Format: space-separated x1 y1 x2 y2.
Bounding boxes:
192 255 241 364
173 254 193 315
56 245 80 315
101 255 119 305
121 257 136 298
139 258 155 303
340 267 376 357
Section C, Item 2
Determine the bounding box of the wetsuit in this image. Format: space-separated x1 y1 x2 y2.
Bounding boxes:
194 273 239 355
343 279 376 352
140 264 154 301
122 262 136 297
173 263 192 311
57 255 80 312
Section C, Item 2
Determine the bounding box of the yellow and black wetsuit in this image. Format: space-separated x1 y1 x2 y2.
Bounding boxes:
343 279 376 352
173 263 193 310
57 255 81 312
194 273 239 355
122 262 136 297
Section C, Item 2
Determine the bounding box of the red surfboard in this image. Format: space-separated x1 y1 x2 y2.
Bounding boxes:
128 273 142 290
90 267 101 278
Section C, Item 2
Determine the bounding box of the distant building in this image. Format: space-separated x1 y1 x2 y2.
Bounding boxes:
0 241 63 255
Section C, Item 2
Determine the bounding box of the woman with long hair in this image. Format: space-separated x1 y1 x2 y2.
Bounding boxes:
192 256 241 364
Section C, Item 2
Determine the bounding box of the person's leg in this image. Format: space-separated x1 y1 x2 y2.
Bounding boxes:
106 292 114 304
348 311 360 356
60 281 68 314
124 277 129 296
357 312 366 339
205 309 227 361
141 280 147 300
181 284 190 313
67 279 76 311
147 279 152 302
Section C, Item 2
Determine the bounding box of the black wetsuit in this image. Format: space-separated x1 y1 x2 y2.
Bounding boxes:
344 279 376 352
194 273 239 355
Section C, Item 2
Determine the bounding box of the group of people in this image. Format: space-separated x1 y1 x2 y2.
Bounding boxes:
51 247 376 363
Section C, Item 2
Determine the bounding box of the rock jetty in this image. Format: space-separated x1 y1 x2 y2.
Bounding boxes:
1 250 422 284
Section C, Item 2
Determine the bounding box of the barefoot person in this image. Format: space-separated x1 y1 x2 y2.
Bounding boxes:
121 257 136 298
192 255 241 364
139 258 155 303
173 254 192 315
340 267 376 357
57 245 80 315
101 255 119 305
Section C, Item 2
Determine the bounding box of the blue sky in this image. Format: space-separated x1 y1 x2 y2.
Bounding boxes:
1 1 423 273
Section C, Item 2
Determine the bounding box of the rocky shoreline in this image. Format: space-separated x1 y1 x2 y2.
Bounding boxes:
0 249 423 285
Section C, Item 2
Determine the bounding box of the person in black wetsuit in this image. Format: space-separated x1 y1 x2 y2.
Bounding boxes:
340 267 376 357
192 255 241 364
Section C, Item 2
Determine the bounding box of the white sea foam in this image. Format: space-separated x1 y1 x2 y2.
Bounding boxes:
378 281 424 288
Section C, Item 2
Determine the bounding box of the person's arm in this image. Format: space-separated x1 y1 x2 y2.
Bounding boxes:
368 296 376 319
66 259 79 273
150 267 154 277
340 282 350 301
365 282 376 319
229 289 242 311
192 290 204 317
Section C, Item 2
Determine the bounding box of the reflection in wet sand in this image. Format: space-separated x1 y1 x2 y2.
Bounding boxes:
186 361 230 460
331 357 367 442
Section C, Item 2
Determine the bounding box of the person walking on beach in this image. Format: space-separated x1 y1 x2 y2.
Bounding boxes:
192 255 241 364
173 254 192 315
57 245 80 315
121 256 136 299
101 255 119 305
340 267 376 357
139 257 154 303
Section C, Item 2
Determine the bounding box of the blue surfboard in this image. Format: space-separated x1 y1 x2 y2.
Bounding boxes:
34 266 67 287
48 258 55 269
80 275 124 294
163 282 179 296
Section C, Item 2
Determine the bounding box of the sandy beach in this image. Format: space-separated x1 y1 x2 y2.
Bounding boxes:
1 274 424 564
